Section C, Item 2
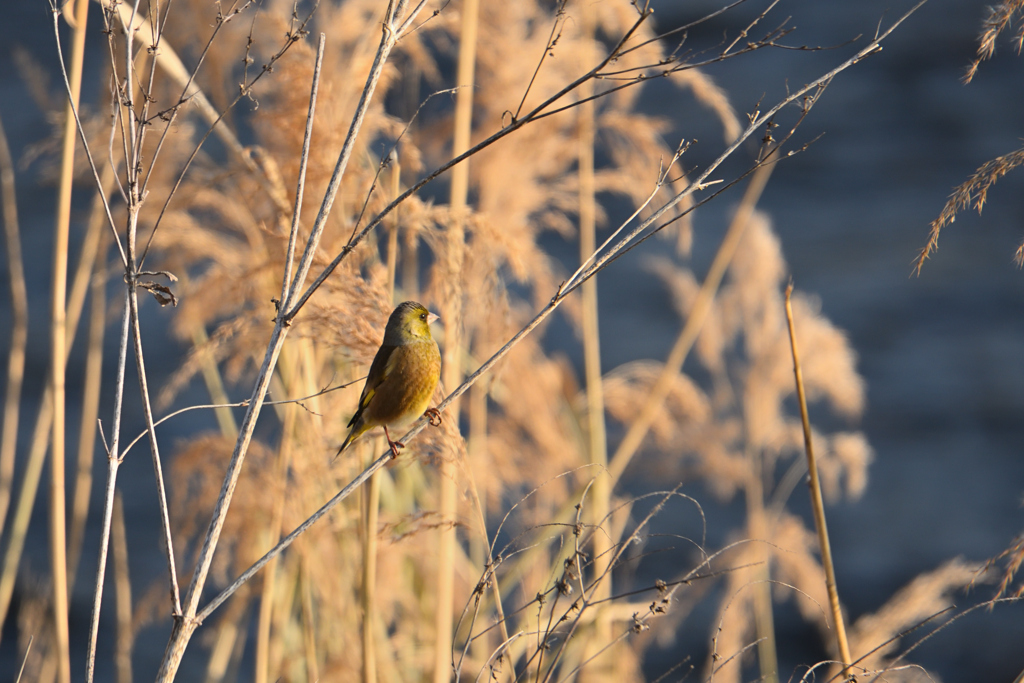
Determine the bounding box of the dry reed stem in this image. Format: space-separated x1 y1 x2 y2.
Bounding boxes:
361 443 382 683
360 160 402 683
15 637 33 683
67 169 116 591
0 180 122 623
68 266 106 586
784 284 853 679
48 0 149 674
746 461 780 683
49 1 91 679
577 5 614 678
48 2 127 269
75 5 322 672
0 157 115 628
0 114 27 536
300 561 321 681
435 0 480 680
255 346 302 683
189 326 239 437
0 378 51 629
112 492 134 683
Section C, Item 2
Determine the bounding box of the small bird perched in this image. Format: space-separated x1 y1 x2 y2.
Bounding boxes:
336 301 442 459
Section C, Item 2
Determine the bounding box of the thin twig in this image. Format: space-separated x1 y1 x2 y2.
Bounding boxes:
279 36 324 309
119 376 361 461
15 635 32 683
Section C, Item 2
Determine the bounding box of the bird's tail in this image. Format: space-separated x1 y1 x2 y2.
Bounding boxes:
334 424 366 460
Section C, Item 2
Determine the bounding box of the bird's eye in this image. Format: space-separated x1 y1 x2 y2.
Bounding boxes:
420 312 427 320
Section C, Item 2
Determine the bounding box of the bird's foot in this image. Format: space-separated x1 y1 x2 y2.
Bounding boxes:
387 439 405 459
383 426 405 459
425 408 442 427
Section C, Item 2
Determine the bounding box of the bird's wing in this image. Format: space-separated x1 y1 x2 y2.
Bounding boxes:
348 343 398 428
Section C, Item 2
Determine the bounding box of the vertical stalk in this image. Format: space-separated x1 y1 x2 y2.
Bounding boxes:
0 393 52 625
6 159 115 605
361 452 381 683
363 160 401 683
434 0 479 680
203 594 250 683
576 7 612 676
467 378 489 665
784 285 853 680
50 0 91 679
385 155 401 293
0 151 109 619
300 560 320 682
745 453 779 683
254 344 301 683
0 114 27 535
402 226 419 298
112 492 134 683
67 234 108 590
67 169 115 590
190 325 239 437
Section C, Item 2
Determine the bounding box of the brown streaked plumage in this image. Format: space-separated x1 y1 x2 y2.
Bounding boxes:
336 301 441 459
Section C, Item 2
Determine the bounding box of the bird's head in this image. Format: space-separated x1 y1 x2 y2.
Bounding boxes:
383 301 439 345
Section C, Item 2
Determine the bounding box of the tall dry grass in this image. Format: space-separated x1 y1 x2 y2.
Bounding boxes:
2 0 1011 682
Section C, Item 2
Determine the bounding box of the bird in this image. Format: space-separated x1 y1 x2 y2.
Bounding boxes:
336 301 442 459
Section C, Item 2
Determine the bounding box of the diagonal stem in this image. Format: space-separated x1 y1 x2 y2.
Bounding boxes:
784 284 853 679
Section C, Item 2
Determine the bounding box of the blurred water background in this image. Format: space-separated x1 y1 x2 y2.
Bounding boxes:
1 0 1022 680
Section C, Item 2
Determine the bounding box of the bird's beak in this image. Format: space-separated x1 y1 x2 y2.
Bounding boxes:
427 312 440 325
